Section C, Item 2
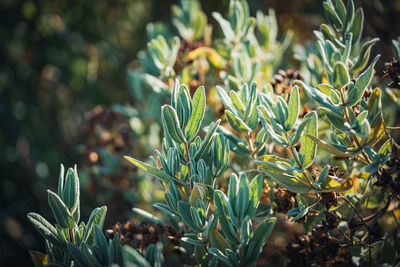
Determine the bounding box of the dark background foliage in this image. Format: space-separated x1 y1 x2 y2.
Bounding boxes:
0 0 399 265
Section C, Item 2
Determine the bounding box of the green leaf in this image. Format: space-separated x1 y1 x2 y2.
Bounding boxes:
181 237 206 246
225 110 251 132
349 8 363 45
235 174 250 219
294 80 343 111
321 108 348 132
284 86 300 131
244 217 276 266
57 164 65 199
67 243 89 266
355 54 380 92
83 206 107 243
185 86 206 141
122 245 151 267
291 207 309 221
177 201 201 232
230 90 245 116
47 190 75 228
316 165 329 186
307 134 354 157
161 105 186 143
216 86 235 114
213 190 237 243
124 156 186 186
347 55 380 106
333 62 350 88
257 166 310 194
257 106 287 146
194 119 221 160
27 213 65 249
209 230 231 252
289 116 311 147
63 166 80 214
378 139 392 158
351 38 379 73
208 248 232 266
93 225 109 264
300 111 318 168
247 174 263 218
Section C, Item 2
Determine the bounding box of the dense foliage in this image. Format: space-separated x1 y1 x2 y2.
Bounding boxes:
19 0 400 266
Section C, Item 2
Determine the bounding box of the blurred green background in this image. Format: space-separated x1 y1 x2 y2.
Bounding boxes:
1 0 399 265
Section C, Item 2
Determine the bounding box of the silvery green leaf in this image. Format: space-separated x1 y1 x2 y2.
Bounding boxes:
342 33 352 64
321 108 348 132
228 174 239 211
300 111 318 168
349 8 363 45
243 217 276 266
47 190 75 229
365 162 380 173
122 245 151 267
230 90 245 116
323 1 343 30
257 167 311 194
171 79 180 109
178 201 201 232
124 156 186 186
213 190 237 243
225 110 251 132
317 40 334 73
181 237 206 246
27 213 65 249
235 174 250 219
177 83 193 128
306 134 355 157
132 208 164 225
216 86 236 114
296 195 308 211
334 0 346 22
83 206 107 244
333 62 350 88
378 139 392 158
212 12 235 41
208 248 232 266
289 116 311 147
247 174 263 218
63 166 79 214
162 105 186 144
240 216 252 246
57 164 65 199
153 203 178 218
284 86 300 131
320 24 344 49
316 165 329 186
355 54 380 92
93 225 109 264
209 229 231 252
185 86 206 141
351 38 379 73
291 207 309 221
190 206 204 230
343 0 354 32
257 106 287 146
276 96 289 126
67 243 89 266
363 146 380 162
294 80 343 111
194 119 221 161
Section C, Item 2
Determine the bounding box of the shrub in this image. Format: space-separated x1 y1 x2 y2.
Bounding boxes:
28 0 400 266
